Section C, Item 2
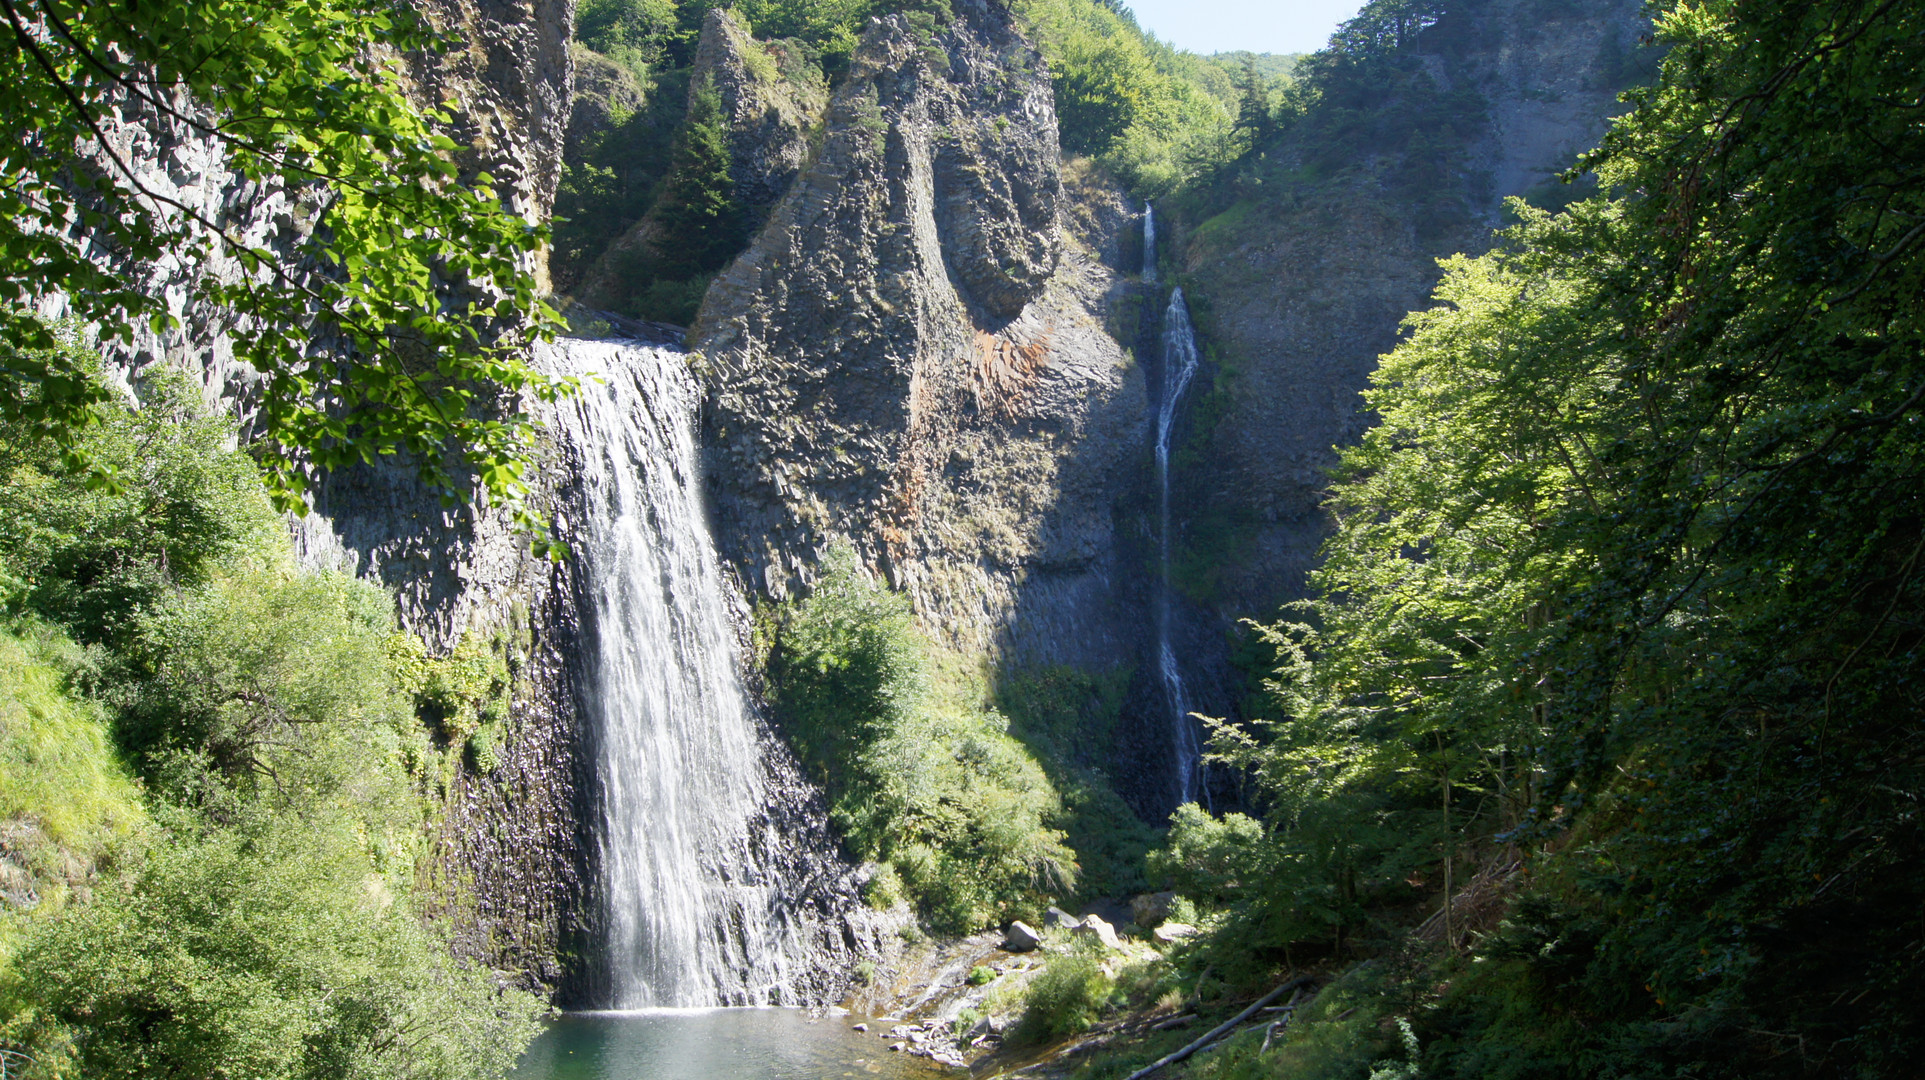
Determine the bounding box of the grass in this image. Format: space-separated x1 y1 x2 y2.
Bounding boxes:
0 623 144 858
0 619 148 968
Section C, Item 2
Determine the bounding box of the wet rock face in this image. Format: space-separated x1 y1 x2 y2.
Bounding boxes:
697 0 1143 665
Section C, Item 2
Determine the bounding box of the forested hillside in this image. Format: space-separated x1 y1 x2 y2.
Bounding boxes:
1065 2 1925 1077
3 0 1919 1077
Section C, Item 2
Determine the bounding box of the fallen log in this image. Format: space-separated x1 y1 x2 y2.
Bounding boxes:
1121 976 1315 1080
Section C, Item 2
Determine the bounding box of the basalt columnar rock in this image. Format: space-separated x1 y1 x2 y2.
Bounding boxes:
696 0 1146 666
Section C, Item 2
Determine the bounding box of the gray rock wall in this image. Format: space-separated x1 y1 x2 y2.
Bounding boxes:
1177 0 1649 625
695 0 1146 669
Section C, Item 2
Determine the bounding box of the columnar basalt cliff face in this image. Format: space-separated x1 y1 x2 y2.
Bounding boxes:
696 0 1145 665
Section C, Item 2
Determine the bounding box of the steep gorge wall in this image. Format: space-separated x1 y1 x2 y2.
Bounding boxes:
695 0 1148 669
1171 0 1650 628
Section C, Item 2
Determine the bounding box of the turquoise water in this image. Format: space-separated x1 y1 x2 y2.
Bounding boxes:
512 1009 965 1080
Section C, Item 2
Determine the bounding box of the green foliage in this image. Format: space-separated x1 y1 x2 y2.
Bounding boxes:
552 60 689 295
995 664 1154 901
1193 1 1925 1076
1015 0 1241 194
12 810 539 1080
0 621 147 930
578 0 681 64
766 545 1076 933
0 361 280 650
657 75 750 279
0 353 540 1077
122 569 416 809
1011 940 1114 1044
1145 804 1262 906
0 0 568 527
1180 964 1410 1080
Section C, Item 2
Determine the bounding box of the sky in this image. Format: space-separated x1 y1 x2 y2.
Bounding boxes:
1123 0 1365 56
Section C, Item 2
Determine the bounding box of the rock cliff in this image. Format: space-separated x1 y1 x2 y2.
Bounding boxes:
574 8 831 310
696 0 1146 668
1173 0 1649 625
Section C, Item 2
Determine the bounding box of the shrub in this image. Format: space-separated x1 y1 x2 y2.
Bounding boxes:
1010 942 1112 1045
14 811 540 1080
767 544 1075 932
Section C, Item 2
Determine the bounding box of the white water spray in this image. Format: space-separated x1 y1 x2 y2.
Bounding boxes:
540 338 811 1008
1154 289 1205 807
1142 202 1158 282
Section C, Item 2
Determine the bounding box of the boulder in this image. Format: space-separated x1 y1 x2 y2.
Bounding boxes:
1153 922 1198 943
1072 913 1123 951
1044 905 1082 930
1003 920 1043 952
1131 890 1177 928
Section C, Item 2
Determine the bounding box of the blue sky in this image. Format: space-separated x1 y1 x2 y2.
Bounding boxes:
1123 0 1365 56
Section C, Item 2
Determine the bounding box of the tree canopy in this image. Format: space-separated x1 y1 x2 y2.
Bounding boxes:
0 0 568 529
1167 0 1925 1072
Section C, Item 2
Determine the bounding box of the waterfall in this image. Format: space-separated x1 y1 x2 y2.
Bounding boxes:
1154 288 1204 807
539 338 812 1009
1142 202 1158 282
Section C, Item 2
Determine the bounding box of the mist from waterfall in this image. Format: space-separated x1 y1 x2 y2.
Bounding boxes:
539 338 812 1009
1154 289 1205 807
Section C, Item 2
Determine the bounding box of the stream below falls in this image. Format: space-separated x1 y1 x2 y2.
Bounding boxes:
513 1010 964 1080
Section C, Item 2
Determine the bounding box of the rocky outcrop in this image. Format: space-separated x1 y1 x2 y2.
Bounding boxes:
1175 0 1649 623
565 44 648 165
696 1 1144 666
694 9 831 225
574 9 831 309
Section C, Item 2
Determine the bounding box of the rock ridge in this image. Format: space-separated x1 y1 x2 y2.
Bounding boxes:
696 0 1144 666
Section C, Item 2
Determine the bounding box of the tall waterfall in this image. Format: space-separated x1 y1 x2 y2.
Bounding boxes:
540 338 813 1009
1142 202 1158 282
1154 289 1204 807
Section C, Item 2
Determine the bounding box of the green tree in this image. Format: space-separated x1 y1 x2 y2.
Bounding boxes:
768 546 1076 932
1215 0 1925 1072
577 0 681 62
0 355 281 650
654 74 746 280
0 0 569 529
15 811 539 1080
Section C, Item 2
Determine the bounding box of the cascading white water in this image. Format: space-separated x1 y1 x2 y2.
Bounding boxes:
540 338 811 1009
1142 202 1158 282
1155 288 1204 807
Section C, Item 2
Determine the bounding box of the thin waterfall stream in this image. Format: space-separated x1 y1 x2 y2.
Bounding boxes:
1142 202 1157 283
1144 204 1205 807
539 337 816 1009
1154 291 1204 807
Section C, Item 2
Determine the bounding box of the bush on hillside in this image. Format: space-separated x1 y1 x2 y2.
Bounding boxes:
767 545 1076 932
